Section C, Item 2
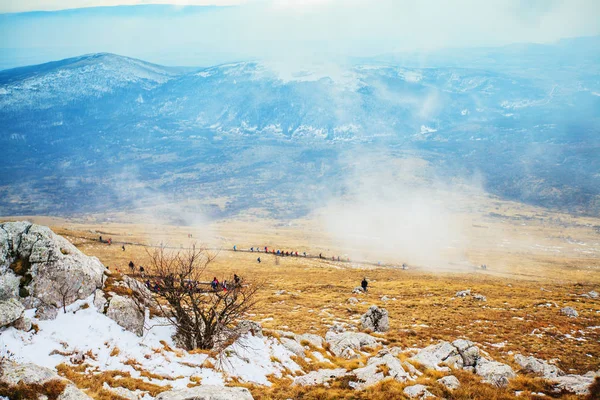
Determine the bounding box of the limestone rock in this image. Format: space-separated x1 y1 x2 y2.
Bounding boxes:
560 307 578 317
473 294 487 301
551 372 598 395
0 222 107 316
456 290 471 297
105 294 144 336
410 341 459 370
347 297 359 304
155 385 254 400
452 339 480 367
352 287 365 294
351 352 410 389
122 275 154 305
0 298 24 327
12 315 32 331
438 375 460 390
293 368 347 386
281 337 305 357
236 320 263 338
0 273 20 301
295 333 324 348
36 304 59 320
325 331 378 359
475 358 516 387
403 384 435 398
93 289 108 312
360 305 389 332
514 354 563 379
0 360 93 400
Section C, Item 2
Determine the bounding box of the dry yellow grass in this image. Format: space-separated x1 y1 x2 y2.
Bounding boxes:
3 200 599 399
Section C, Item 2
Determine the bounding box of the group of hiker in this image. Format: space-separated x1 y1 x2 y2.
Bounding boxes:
234 245 352 264
144 273 243 294
128 261 145 276
98 236 112 245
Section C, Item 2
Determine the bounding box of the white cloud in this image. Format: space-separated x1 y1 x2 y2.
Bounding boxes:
0 0 598 68
0 0 248 13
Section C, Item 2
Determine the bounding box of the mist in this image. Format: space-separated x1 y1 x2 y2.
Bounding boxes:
315 152 484 268
1 0 599 69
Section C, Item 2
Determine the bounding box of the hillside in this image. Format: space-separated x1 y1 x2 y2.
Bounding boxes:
1 39 599 218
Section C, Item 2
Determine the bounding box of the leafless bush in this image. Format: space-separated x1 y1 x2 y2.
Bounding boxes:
144 245 260 350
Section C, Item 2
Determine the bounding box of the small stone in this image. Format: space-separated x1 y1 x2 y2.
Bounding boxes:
403 384 435 398
560 307 578 318
438 375 460 390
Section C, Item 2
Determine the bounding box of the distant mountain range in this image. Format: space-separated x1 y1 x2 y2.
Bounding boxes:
1 38 599 219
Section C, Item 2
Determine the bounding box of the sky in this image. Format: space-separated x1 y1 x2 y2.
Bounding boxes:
1 0 599 68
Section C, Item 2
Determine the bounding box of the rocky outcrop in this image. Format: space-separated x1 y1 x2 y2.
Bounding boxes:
438 375 460 390
0 297 24 327
325 331 379 359
294 368 347 386
295 333 324 348
514 354 563 379
350 350 410 389
475 358 516 387
360 305 389 332
236 320 263 338
155 385 254 400
451 339 480 369
0 222 107 318
410 339 514 387
0 360 92 400
281 337 306 357
403 384 434 398
551 371 599 395
105 294 145 336
410 339 481 371
410 341 459 370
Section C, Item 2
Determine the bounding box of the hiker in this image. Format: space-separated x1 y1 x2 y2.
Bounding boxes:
303 252 307 257
108 238 112 245
211 277 219 291
251 247 254 252
319 253 322 259
122 245 125 252
277 250 280 255
402 263 407 270
337 256 340 261
295 251 298 257
361 277 368 292
222 280 228 291
233 245 237 251
257 257 261 264
128 261 135 273
234 274 241 286
99 236 103 243
139 266 145 276
265 246 268 253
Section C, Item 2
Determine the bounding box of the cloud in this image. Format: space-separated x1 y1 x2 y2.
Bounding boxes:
0 0 248 13
1 0 599 68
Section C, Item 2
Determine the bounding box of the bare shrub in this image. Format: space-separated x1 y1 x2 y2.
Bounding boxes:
144 245 260 350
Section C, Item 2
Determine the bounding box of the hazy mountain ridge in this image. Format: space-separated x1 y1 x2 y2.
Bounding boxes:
1 39 599 218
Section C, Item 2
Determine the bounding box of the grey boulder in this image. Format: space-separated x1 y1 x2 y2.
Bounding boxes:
360 305 389 332
105 294 145 336
0 297 24 327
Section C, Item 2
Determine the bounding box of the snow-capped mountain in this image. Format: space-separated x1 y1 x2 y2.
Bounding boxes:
1 38 599 217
